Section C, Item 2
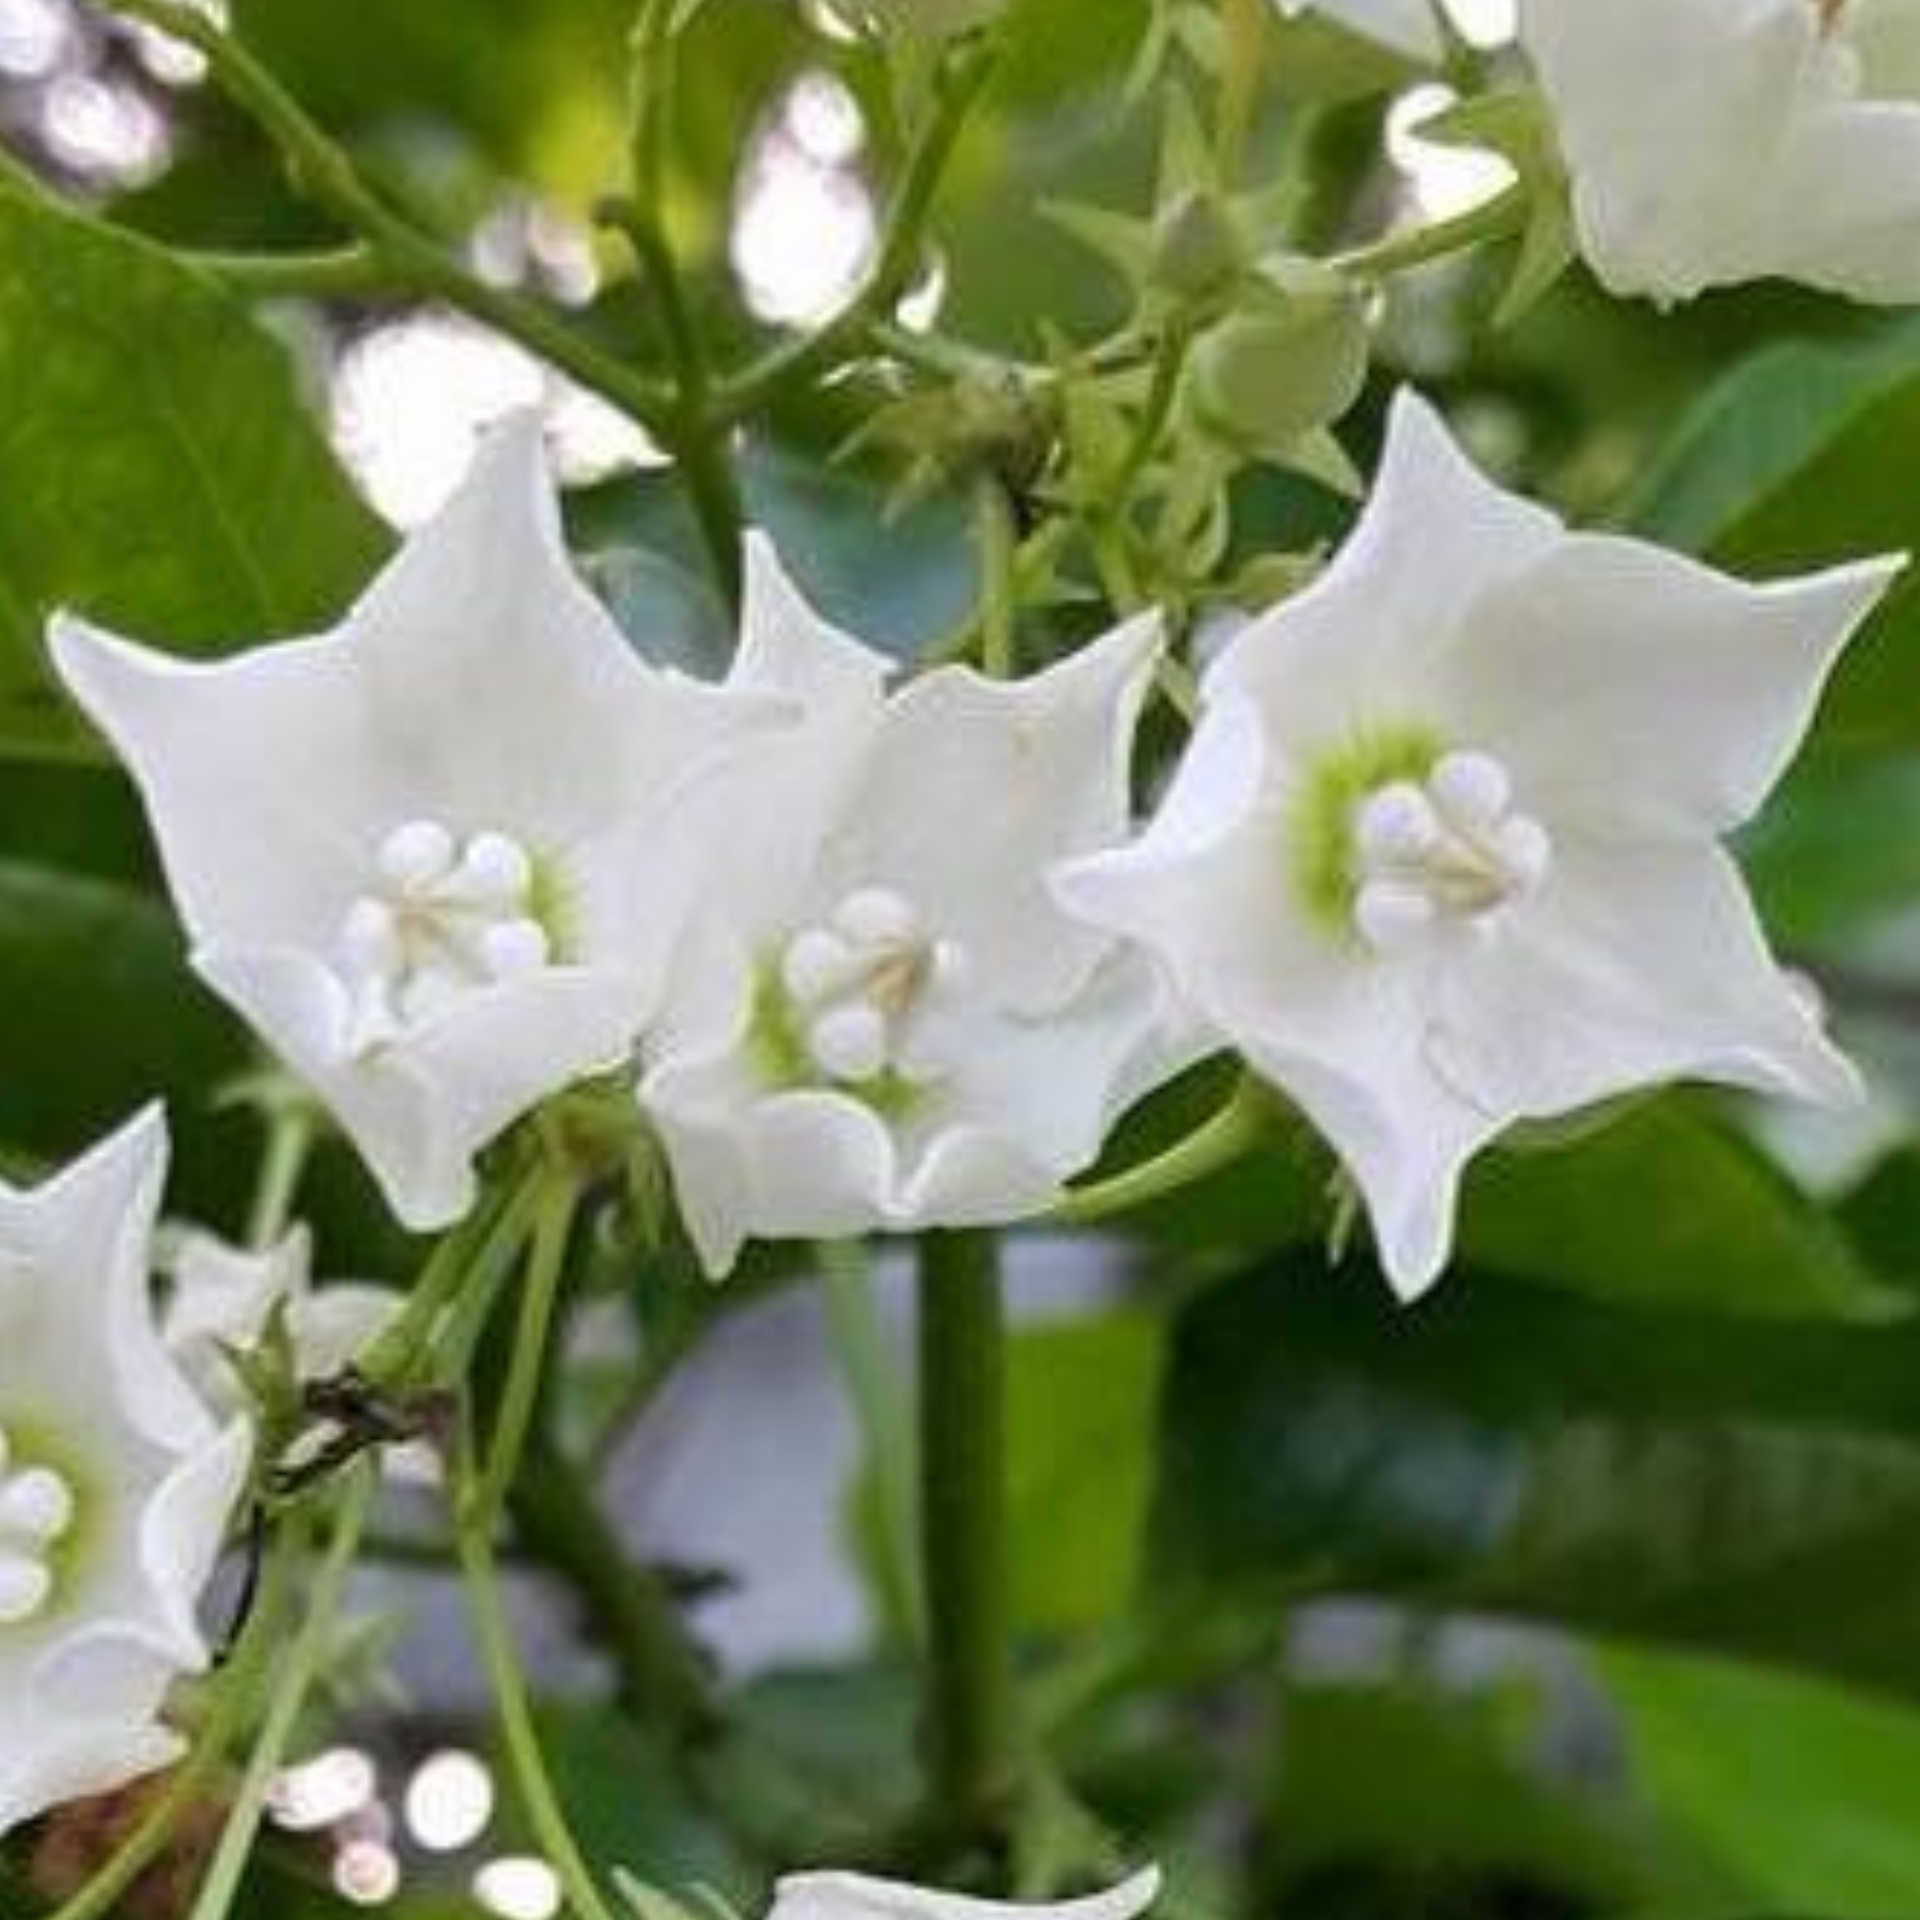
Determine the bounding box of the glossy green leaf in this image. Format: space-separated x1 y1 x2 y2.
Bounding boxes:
1153 1256 1920 1699
0 188 385 752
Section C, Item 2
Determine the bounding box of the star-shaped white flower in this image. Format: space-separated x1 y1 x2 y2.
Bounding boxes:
1274 0 1442 63
52 416 781 1232
639 540 1193 1279
1519 0 1920 304
1057 391 1899 1298
767 1868 1162 1920
163 1226 399 1415
0 1108 251 1837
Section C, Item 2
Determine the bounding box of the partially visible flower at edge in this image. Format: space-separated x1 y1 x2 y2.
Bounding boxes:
0 1106 251 1837
1274 0 1444 64
768 1864 1163 1920
1518 0 1920 305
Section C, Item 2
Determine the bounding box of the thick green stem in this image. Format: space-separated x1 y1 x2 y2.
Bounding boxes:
916 1230 1014 1839
190 243 388 299
713 39 1000 425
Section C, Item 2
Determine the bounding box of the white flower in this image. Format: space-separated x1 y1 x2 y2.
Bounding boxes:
0 1108 251 1836
1056 390 1899 1299
1274 0 1442 62
1519 0 1920 304
163 1227 400 1414
639 540 1193 1278
768 1867 1162 1920
52 415 780 1232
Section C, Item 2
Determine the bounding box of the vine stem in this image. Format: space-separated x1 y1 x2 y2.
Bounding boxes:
469 1172 580 1532
712 37 1001 425
1051 1077 1271 1228
185 1471 374 1920
458 1512 624 1920
1335 183 1529 281
42 1526 299 1920
916 1230 1014 1839
246 1102 314 1250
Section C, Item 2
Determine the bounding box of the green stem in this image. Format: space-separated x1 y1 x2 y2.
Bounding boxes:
186 1473 374 1920
357 1172 539 1392
471 1174 580 1532
43 1528 298 1920
1051 1076 1271 1228
509 1431 718 1740
605 0 744 605
820 1239 921 1647
974 482 1018 681
713 39 999 425
246 1103 314 1250
190 243 388 298
1214 0 1268 182
916 1230 1014 1839
458 1514 623 1920
92 0 675 440
1335 183 1529 281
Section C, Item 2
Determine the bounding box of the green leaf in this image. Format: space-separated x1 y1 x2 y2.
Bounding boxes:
0 188 385 753
1603 1644 1920 1918
1624 317 1920 758
1152 1256 1920 1700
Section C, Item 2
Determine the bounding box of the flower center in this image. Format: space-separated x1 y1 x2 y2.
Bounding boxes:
339 820 559 1054
767 887 970 1096
0 1427 77 1626
1347 749 1552 953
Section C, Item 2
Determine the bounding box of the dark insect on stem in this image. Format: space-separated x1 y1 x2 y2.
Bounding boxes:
267 1370 455 1498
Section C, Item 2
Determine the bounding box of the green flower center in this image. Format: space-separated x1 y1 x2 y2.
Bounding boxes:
0 1421 87 1627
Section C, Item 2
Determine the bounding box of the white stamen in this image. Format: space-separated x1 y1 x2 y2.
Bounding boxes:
1357 783 1440 864
342 899 402 976
378 819 457 891
1347 745 1552 954
1355 881 1437 953
450 831 533 904
0 1468 73 1543
480 919 551 982
1429 750 1512 829
834 887 920 947
0 1552 50 1624
809 1003 890 1081
782 929 856 1006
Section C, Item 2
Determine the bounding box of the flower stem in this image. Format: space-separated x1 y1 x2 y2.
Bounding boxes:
185 1470 374 1920
246 1101 314 1250
916 1229 1015 1841
1336 184 1529 281
43 1525 298 1920
1051 1076 1272 1228
508 1430 719 1740
712 37 1000 425
458 1511 623 1920
470 1173 580 1532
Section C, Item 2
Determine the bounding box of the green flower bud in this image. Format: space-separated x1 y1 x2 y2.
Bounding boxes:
1190 259 1371 454
1150 189 1245 303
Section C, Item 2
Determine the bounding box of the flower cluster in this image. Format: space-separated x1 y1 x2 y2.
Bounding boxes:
49 402 1896 1299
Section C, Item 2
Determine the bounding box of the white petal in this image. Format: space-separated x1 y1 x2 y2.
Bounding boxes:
1429 838 1862 1122
865 614 1163 1011
1206 393 1563 751
769 1867 1164 1920
1443 536 1901 839
1518 0 1920 303
732 531 895 711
